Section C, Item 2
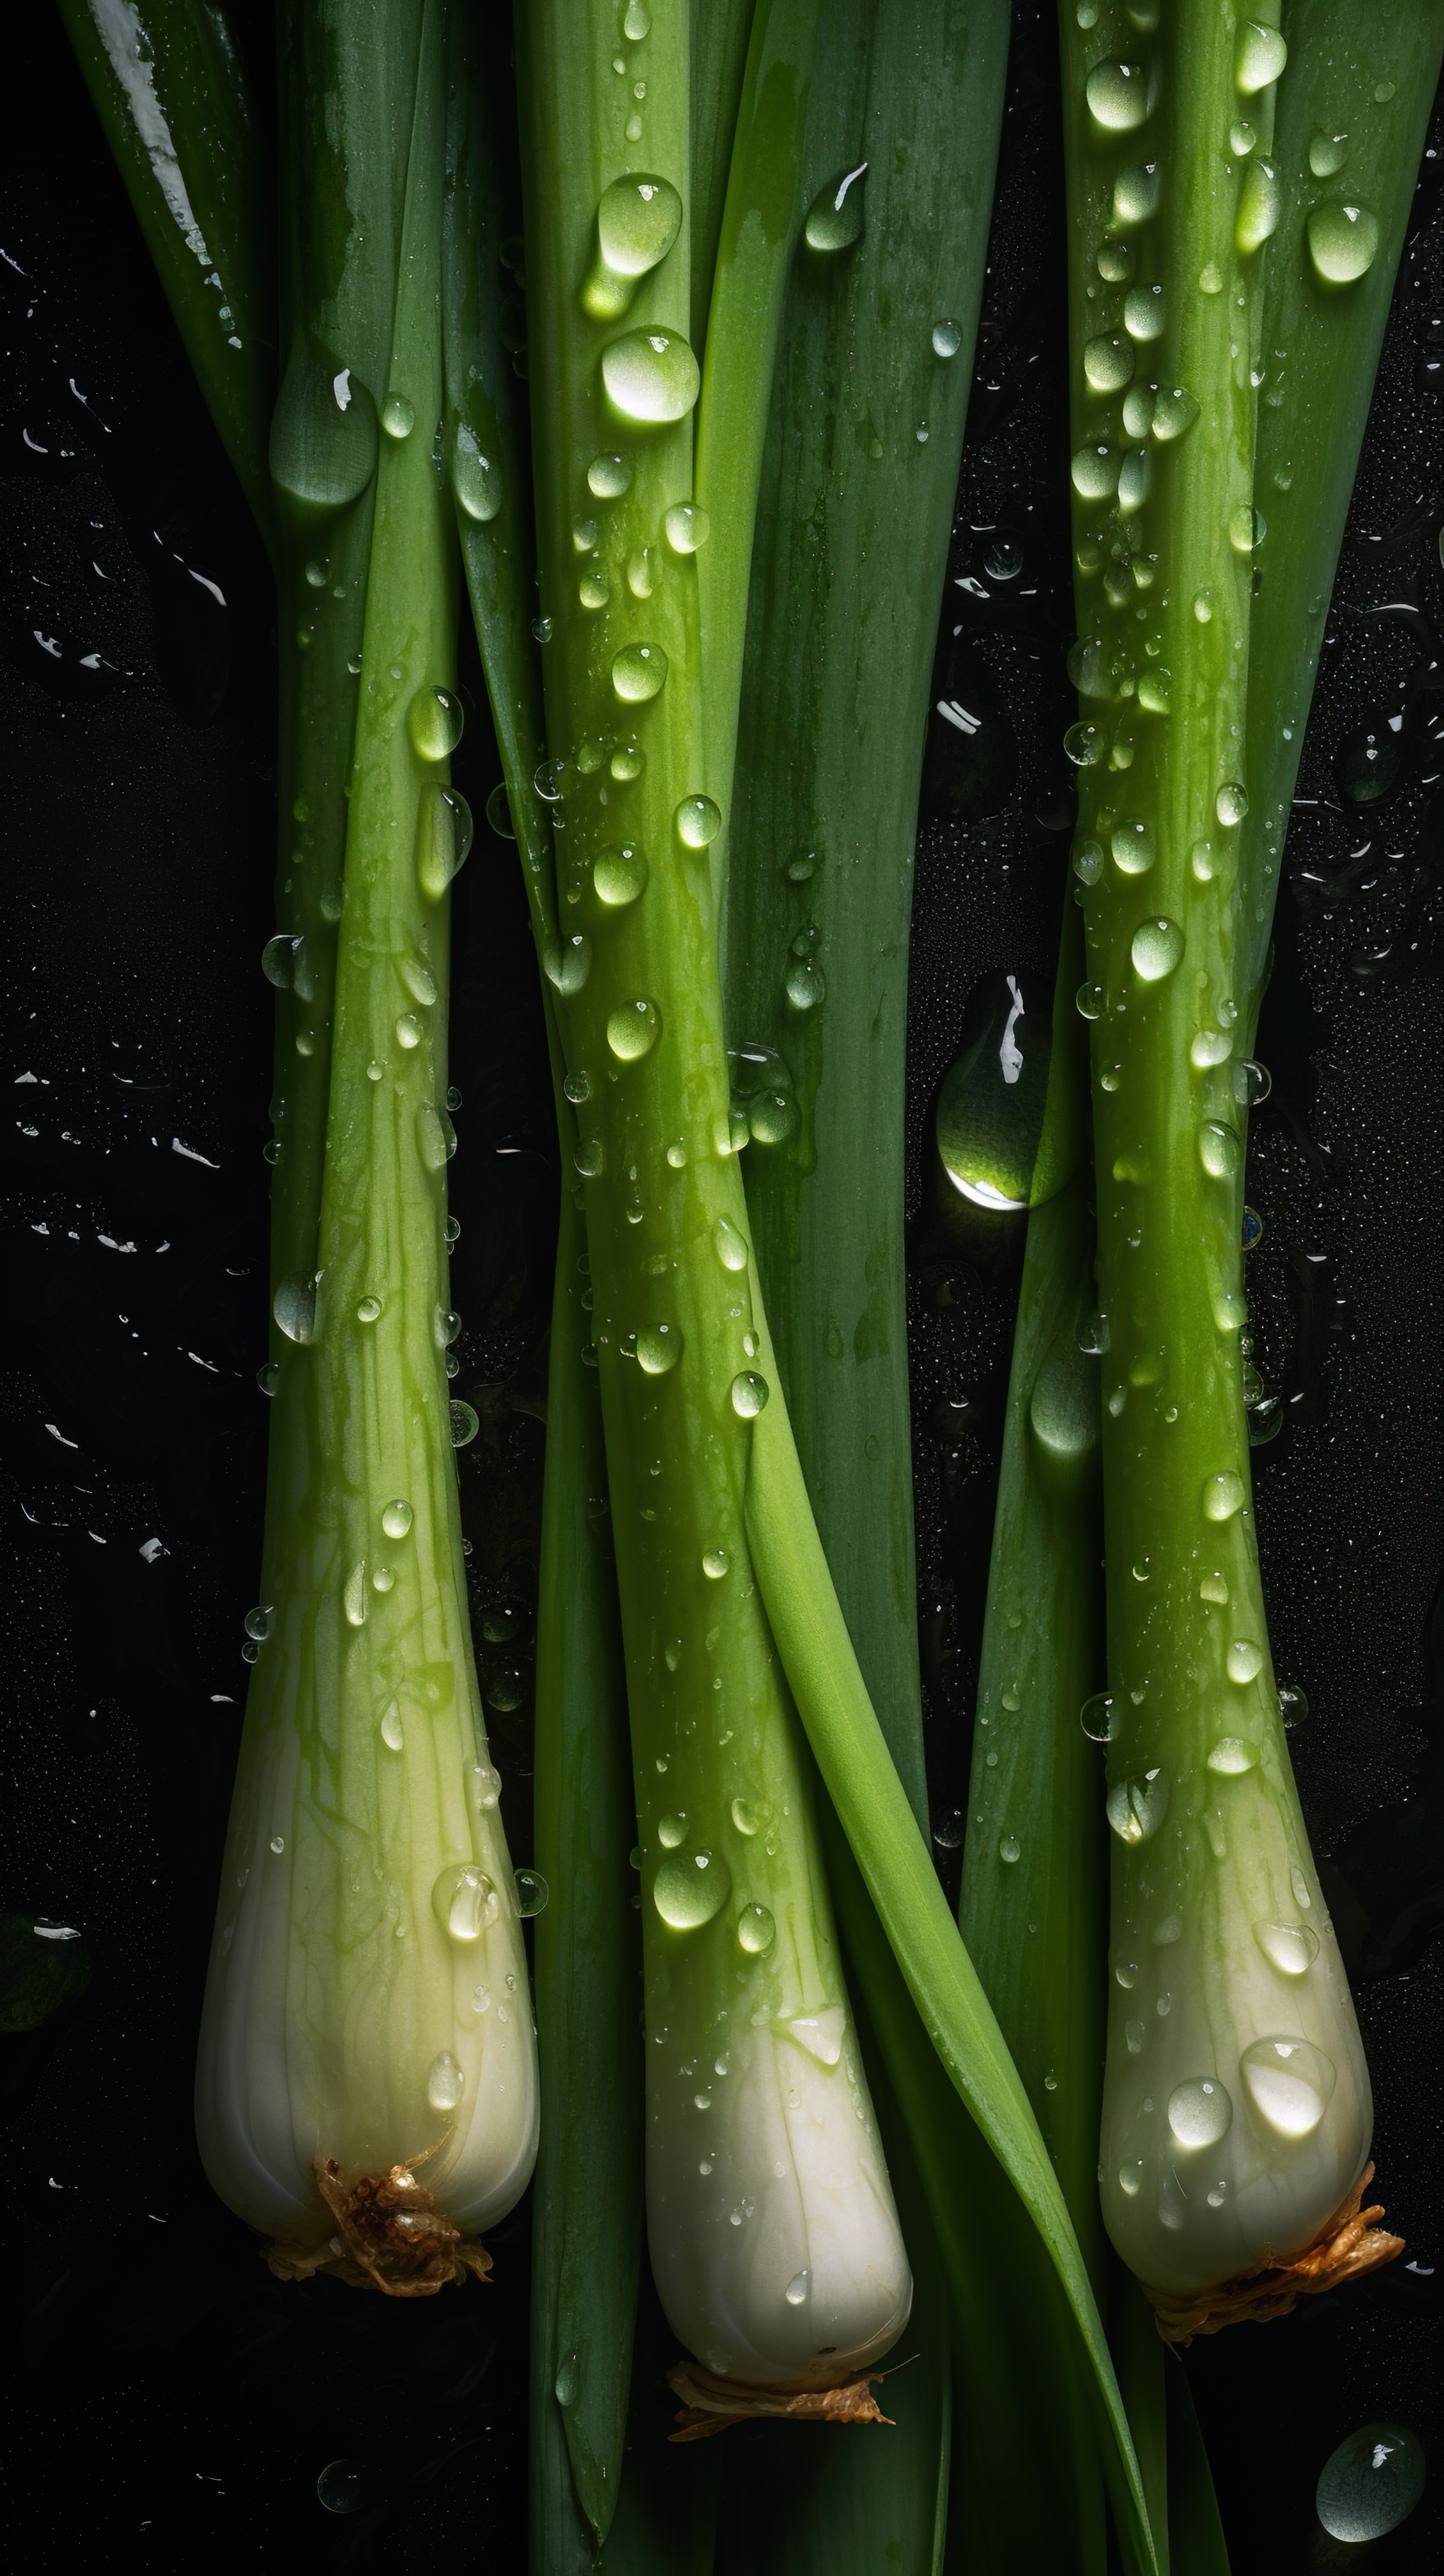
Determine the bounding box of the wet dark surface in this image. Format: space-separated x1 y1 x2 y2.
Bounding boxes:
1 4 1440 2568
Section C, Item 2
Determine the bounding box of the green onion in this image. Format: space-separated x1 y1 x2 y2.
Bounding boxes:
1059 0 1382 2311
515 0 915 2394
195 0 539 2283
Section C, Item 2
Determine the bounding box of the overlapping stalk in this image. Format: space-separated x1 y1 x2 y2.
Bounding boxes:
515 0 914 2400
1058 0 1377 2311
195 0 539 2277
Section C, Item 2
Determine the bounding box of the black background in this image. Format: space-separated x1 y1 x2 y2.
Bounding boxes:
1 6 1440 2568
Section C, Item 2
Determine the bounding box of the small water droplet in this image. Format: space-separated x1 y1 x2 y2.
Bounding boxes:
663 501 709 555
932 318 963 358
730 1371 769 1419
426 2048 465 2113
1131 917 1184 982
1152 386 1201 442
382 391 415 439
1106 1769 1170 1845
635 1323 682 1376
1234 21 1287 95
1064 720 1106 767
805 163 868 252
1123 282 1167 343
554 2348 579 2408
712 1217 749 1272
607 997 661 1060
675 793 722 849
1307 197 1380 287
654 1850 730 1930
701 1548 730 1581
432 1863 498 1941
1112 818 1156 875
611 641 667 703
450 1401 479 1447
998 1832 1021 1865
451 421 500 522
1308 130 1349 180
737 1902 775 1955
1080 1692 1118 1742
1086 59 1152 134
784 2269 810 2307
1199 1120 1240 1180
1279 1684 1308 1730
408 686 464 763
1203 1471 1246 1522
515 1868 549 1917
1253 1918 1320 1977
1167 2076 1233 2149
1236 159 1281 255
544 933 593 995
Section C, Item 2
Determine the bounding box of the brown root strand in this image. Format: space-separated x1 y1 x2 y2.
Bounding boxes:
666 2359 892 2442
1147 2162 1403 2346
265 2156 492 2299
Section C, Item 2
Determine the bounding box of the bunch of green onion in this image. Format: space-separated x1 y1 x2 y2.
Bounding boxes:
58 0 1443 2563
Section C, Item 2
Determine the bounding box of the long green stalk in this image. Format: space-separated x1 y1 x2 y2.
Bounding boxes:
727 0 1011 1824
196 0 538 2273
1060 0 1372 2301
516 0 915 2396
57 0 276 548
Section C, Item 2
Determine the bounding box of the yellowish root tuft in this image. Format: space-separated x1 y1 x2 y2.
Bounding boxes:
666 2359 892 2442
1147 2162 1403 2345
265 2154 492 2299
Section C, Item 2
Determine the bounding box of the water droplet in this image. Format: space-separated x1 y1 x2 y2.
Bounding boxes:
1315 2425 1426 2543
381 391 415 440
1198 1120 1240 1180
450 1401 479 1447
451 421 500 522
1064 720 1106 766
1106 1769 1170 1845
636 1323 682 1376
544 933 593 995
701 1548 730 1580
1076 981 1105 1022
533 615 554 643
1308 130 1349 180
1239 2034 1335 2139
611 641 667 704
1113 162 1160 226
1112 818 1156 875
257 1360 279 1397
1227 1639 1264 1684
664 501 709 553
425 2048 465 2114
1207 1736 1260 1776
261 933 300 989
381 1498 413 1543
408 686 464 762
1096 236 1133 281
932 317 963 360
600 326 700 422
316 2460 374 2516
738 1902 775 1955
273 1274 316 1345
1086 59 1152 134
575 1138 604 1180
670 794 722 854
1080 1692 1118 1742
1203 1471 1245 1524
563 1071 592 1106
1234 21 1287 94
1279 1684 1308 1730
999 1832 1021 1865
654 1849 730 1930
1307 199 1380 287
1118 2161 1143 2197
432 1863 498 1942
1071 444 1120 502
1131 917 1184 982
1236 159 1281 255
1084 332 1135 394
515 1868 549 1917
730 1798 759 1838
379 1699 403 1751
1167 2076 1233 2150
934 970 1051 1212
1254 1918 1320 1977
1123 282 1167 343
607 998 661 1062
657 1812 688 1851
1152 386 1201 442
554 2348 580 2409
712 1217 748 1272
585 174 682 321
1072 836 1104 885
804 163 867 252
730 1371 769 1419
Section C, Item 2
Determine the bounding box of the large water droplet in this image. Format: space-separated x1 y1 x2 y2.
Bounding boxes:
1308 130 1349 181
737 1902 775 1955
450 422 500 522
1236 159 1281 255
654 1849 731 1930
432 1863 498 1941
1106 1768 1170 1845
663 501 709 554
1203 1471 1246 1521
805 163 867 252
1315 2425 1426 2543
1307 199 1380 287
1167 2076 1233 2149
1113 163 1160 227
1080 1692 1118 1742
1215 780 1249 825
262 933 300 988
935 969 1051 1212
1084 333 1135 393
273 1273 316 1345
636 1323 682 1375
450 1401 479 1447
784 2269 810 2307
1123 282 1166 342
1234 21 1288 94
607 997 661 1061
515 1868 549 1917
585 173 683 318
1152 386 1201 442
427 2049 466 2113
1086 59 1152 134
408 686 464 762
1199 1120 1240 1180
1071 443 1120 502
544 933 593 994
1254 1918 1321 1977
416 781 474 902
712 1217 749 1272
601 327 700 422
1239 2035 1335 2139
730 1371 769 1419
1207 1736 1260 1775
1131 917 1184 982
611 641 667 703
